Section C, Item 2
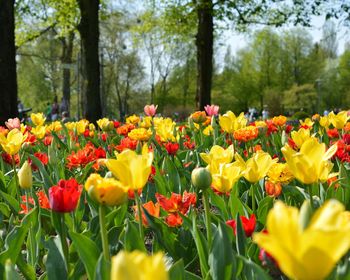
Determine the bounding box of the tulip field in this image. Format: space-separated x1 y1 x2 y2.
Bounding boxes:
1 106 350 280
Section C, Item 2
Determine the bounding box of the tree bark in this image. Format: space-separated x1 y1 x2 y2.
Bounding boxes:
0 0 18 124
61 32 75 115
195 0 213 110
77 0 102 122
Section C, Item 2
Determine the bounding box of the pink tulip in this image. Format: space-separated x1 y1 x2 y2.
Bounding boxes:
5 118 21 130
204 105 219 116
144 104 158 117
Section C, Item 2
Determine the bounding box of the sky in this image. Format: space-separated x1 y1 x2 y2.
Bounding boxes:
219 15 349 61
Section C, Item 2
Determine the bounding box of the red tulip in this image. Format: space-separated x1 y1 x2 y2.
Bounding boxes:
164 142 179 156
226 214 256 237
49 178 82 213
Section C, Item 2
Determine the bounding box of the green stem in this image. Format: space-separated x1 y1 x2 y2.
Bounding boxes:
59 213 69 272
134 191 144 240
202 190 212 248
308 184 314 210
12 157 20 200
99 205 110 261
251 184 256 212
26 190 36 267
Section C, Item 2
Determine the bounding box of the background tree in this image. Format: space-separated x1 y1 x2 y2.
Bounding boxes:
77 0 102 122
0 0 18 124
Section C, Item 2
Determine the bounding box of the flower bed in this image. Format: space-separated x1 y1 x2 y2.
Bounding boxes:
0 107 349 279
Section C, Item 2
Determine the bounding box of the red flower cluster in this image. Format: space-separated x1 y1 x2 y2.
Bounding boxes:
164 142 179 155
226 214 256 237
327 128 339 139
1 152 20 166
116 124 135 136
20 190 50 214
156 191 196 227
66 142 106 169
334 139 350 162
29 152 49 171
266 120 278 135
115 137 138 152
49 178 82 213
183 135 195 150
43 135 53 146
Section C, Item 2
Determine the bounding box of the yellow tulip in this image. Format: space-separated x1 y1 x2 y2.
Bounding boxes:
319 116 330 128
128 128 152 141
126 114 140 125
253 200 350 280
76 119 89 135
105 145 153 190
30 113 46 126
281 138 337 184
219 111 247 133
200 145 234 173
97 118 114 131
64 122 76 131
329 111 349 129
0 129 27 155
85 174 128 206
267 162 293 184
31 125 46 139
18 161 32 189
140 116 152 128
111 250 168 280
299 118 314 128
290 128 312 149
46 121 62 133
235 151 277 183
155 118 176 142
203 125 213 135
211 162 242 193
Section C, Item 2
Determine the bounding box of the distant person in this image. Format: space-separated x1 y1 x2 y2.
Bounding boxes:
51 96 59 121
61 111 69 123
60 97 69 116
45 102 52 122
262 109 269 120
323 109 329 116
17 99 24 113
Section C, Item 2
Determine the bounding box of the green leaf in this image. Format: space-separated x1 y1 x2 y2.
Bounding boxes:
191 215 209 278
70 231 101 280
169 259 185 280
209 191 229 220
45 237 67 280
236 255 271 280
208 222 235 280
5 260 21 280
0 190 20 213
257 196 273 224
124 219 146 252
94 254 111 280
0 207 37 264
235 213 246 256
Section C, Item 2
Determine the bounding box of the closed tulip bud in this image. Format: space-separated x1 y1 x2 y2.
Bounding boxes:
191 167 212 190
18 161 32 189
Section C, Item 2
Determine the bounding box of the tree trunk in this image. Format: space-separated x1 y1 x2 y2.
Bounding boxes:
77 0 102 122
61 32 75 116
195 0 213 110
0 0 18 124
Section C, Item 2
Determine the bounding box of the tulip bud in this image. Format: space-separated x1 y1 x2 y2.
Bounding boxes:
299 200 313 230
105 171 114 178
18 161 32 189
191 167 212 190
281 130 287 146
